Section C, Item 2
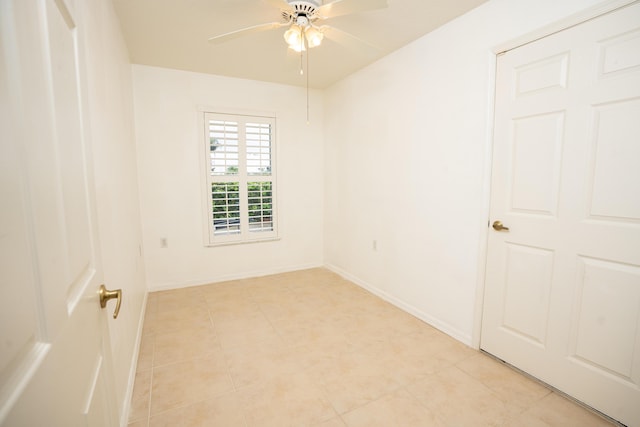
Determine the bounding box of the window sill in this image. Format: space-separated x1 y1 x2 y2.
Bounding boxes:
204 236 281 248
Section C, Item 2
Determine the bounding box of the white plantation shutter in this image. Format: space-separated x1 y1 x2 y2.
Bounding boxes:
211 182 240 235
246 122 272 175
209 120 239 175
247 181 273 232
203 112 277 244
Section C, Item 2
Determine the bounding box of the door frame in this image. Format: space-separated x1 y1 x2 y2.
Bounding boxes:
472 0 639 350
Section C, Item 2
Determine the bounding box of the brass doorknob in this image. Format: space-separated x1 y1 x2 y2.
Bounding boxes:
99 285 122 319
492 220 510 231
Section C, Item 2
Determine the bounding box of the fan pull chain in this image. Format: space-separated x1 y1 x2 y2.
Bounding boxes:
306 45 310 124
299 27 304 75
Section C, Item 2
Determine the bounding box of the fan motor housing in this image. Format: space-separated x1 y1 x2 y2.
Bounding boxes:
287 0 321 7
286 1 320 20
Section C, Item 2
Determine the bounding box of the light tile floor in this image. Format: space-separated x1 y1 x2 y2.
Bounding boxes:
128 268 615 427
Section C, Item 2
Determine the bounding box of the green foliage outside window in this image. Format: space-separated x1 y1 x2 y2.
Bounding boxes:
211 182 240 225
211 181 272 230
248 181 272 224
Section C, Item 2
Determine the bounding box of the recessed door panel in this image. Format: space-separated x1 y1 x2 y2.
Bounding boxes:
571 257 640 382
502 244 554 346
0 67 41 395
509 112 564 216
598 29 640 77
45 0 94 309
515 53 569 96
83 355 115 426
589 98 640 221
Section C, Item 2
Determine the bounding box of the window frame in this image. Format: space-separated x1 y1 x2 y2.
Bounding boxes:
201 110 278 246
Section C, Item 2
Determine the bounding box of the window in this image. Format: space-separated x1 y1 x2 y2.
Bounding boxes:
203 112 277 245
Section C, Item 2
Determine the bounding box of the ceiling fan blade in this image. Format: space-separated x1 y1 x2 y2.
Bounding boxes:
319 25 380 56
208 21 290 44
316 0 387 19
260 0 292 10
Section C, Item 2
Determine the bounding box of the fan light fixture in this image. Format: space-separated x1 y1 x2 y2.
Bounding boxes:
305 26 323 48
284 24 305 51
208 0 389 122
283 15 323 52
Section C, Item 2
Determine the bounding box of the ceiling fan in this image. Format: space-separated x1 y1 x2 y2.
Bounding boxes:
208 0 388 52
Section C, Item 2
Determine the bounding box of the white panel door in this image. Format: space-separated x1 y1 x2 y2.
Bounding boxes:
481 2 640 426
0 0 118 425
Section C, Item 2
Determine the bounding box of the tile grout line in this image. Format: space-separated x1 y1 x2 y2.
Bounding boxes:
206 300 252 427
145 332 155 427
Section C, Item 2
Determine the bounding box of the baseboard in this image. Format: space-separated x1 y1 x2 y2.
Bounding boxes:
148 262 325 292
120 290 148 427
325 263 473 347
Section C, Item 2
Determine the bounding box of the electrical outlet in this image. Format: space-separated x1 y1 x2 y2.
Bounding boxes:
373 240 377 251
160 238 168 248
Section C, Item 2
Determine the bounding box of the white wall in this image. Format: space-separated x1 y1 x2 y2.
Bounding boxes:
132 66 324 290
81 0 147 423
323 0 613 345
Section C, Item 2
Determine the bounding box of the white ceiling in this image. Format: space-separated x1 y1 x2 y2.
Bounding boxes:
113 0 488 89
